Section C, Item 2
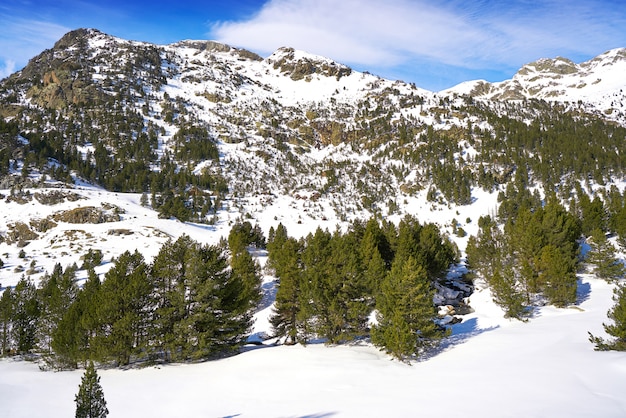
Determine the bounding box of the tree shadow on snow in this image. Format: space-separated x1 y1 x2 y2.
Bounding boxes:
414 317 499 363
256 279 278 313
576 277 591 305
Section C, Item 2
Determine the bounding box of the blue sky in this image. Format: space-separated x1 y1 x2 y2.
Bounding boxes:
1 0 625 91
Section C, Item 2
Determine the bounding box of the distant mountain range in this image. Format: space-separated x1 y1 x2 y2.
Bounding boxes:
446 48 626 114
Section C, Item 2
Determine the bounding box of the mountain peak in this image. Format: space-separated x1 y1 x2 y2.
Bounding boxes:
170 39 263 61
443 48 626 124
52 28 102 49
517 56 578 77
266 46 352 81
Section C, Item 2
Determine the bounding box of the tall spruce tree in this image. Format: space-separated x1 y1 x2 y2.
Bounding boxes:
75 361 108 418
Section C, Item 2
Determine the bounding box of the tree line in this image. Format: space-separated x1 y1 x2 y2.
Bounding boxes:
466 181 626 351
267 215 458 360
0 224 261 369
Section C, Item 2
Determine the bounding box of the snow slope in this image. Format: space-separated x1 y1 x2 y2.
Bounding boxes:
1 183 625 417
1 273 624 417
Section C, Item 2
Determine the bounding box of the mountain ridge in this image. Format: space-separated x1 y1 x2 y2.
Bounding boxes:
1 28 626 288
445 47 626 120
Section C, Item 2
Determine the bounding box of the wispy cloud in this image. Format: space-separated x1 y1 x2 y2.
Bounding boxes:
0 16 70 77
0 60 16 80
210 0 626 85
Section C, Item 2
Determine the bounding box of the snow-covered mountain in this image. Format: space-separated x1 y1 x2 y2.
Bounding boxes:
1 27 626 418
0 27 625 287
445 48 626 124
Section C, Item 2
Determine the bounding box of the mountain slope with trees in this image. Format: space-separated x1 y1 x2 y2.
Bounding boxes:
1 28 626 368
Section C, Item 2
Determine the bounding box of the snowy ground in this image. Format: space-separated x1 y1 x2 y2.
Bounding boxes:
1 273 624 417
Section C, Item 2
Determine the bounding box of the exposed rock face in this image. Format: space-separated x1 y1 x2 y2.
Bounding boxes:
268 47 352 80
51 206 120 224
447 48 626 116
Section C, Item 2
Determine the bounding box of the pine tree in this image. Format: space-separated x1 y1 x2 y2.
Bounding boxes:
92 251 150 366
506 208 544 298
586 228 626 282
589 282 626 351
0 287 14 356
183 243 253 358
149 235 194 362
312 230 368 343
372 257 446 360
269 237 303 344
466 215 504 280
488 266 527 320
75 361 108 418
538 244 577 307
51 269 101 369
417 223 457 280
360 218 391 299
300 228 333 342
11 276 40 354
38 263 78 354
229 237 263 315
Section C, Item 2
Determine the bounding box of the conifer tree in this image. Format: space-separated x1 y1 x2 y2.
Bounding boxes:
11 276 40 354
466 215 504 280
417 222 457 280
183 243 253 358
506 208 544 298
229 232 263 316
360 218 391 299
589 282 626 351
149 235 195 362
488 266 527 319
51 269 101 369
372 257 446 360
75 361 108 418
537 244 578 307
51 296 83 369
0 287 14 356
300 228 333 341
38 263 78 354
587 228 626 282
313 230 368 343
269 237 303 344
92 251 150 366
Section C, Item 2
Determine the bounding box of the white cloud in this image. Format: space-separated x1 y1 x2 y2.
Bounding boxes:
0 17 70 75
0 59 15 80
210 0 626 74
